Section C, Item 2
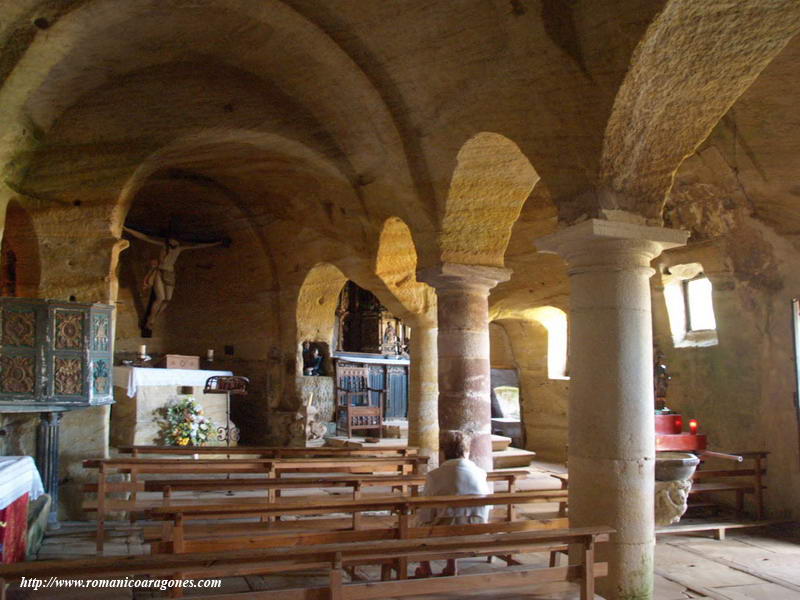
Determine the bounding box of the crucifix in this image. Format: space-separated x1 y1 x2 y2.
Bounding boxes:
123 226 230 336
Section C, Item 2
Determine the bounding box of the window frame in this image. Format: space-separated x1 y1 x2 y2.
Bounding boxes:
683 274 716 333
662 263 718 348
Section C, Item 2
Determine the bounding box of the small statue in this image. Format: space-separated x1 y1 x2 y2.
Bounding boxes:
382 322 399 354
654 347 670 409
301 341 324 376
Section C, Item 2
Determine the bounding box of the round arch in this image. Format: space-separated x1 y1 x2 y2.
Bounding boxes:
375 216 434 324
440 132 539 267
0 199 40 297
295 262 348 372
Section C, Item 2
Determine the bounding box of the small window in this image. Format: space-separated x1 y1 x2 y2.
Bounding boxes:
493 386 521 420
684 276 717 331
663 263 718 348
527 306 569 380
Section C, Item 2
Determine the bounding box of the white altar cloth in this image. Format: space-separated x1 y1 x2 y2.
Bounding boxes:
113 367 233 398
0 456 44 510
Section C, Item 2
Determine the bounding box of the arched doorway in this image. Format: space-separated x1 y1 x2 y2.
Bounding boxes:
0 201 41 298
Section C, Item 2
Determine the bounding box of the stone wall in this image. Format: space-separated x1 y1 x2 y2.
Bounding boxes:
653 229 800 520
490 319 569 462
0 196 285 517
296 375 335 423
114 230 277 445
654 164 800 520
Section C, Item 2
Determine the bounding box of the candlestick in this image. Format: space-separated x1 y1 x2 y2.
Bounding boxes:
689 419 698 435
206 349 214 361
138 344 146 358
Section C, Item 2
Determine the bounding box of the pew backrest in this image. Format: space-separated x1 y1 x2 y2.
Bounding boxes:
118 444 419 458
0 524 611 600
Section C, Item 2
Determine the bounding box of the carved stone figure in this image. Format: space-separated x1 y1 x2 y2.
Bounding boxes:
654 479 692 526
306 405 328 440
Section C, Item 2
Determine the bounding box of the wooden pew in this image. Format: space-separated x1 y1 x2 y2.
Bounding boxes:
147 490 570 554
549 472 569 516
87 470 530 549
117 444 418 458
86 455 428 476
149 515 571 554
144 469 527 498
0 525 611 600
85 455 429 551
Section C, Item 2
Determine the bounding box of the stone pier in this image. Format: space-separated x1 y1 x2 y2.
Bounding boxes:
537 219 687 600
419 263 511 471
407 319 439 466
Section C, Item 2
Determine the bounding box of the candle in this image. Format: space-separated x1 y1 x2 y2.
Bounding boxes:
138 344 146 357
206 349 214 361
689 419 698 435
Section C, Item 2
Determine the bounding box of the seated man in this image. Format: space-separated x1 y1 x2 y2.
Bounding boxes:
415 430 492 577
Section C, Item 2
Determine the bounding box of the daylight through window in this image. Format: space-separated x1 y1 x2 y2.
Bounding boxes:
685 276 717 331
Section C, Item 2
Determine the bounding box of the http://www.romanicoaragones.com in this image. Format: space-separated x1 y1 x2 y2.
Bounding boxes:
19 576 222 592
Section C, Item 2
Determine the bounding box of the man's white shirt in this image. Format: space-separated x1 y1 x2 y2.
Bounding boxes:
419 458 492 523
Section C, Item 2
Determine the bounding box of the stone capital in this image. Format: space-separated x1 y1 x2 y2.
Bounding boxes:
536 219 688 270
417 262 512 293
405 312 438 331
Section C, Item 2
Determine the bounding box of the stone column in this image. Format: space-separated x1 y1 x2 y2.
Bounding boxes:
537 220 687 600
36 411 63 527
407 320 439 467
418 263 511 471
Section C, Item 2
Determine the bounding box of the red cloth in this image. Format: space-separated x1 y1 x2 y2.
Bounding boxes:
0 493 29 563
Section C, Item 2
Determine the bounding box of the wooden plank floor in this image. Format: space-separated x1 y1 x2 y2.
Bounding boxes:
17 460 800 599
21 521 800 599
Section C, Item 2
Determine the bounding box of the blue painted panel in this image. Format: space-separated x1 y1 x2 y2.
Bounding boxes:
386 367 408 419
368 366 384 408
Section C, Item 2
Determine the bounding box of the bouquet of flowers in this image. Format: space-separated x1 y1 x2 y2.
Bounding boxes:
160 396 214 446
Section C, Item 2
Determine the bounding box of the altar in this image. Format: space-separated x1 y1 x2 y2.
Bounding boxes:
111 367 236 447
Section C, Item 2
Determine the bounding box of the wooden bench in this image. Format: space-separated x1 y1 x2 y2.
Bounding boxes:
0 524 611 600
118 445 418 458
148 514 572 554
85 455 429 551
87 470 530 548
122 469 527 499
549 472 569 516
147 490 570 554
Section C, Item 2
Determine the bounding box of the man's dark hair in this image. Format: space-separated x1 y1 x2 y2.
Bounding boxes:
440 430 471 461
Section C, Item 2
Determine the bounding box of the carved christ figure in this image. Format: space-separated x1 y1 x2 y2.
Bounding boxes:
123 226 227 333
